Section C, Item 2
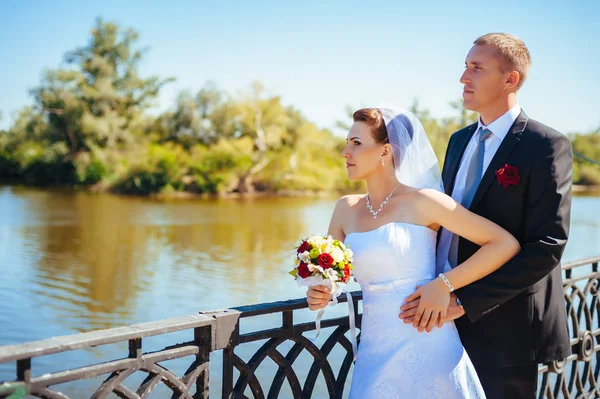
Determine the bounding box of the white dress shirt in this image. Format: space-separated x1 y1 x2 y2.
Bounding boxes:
437 104 522 273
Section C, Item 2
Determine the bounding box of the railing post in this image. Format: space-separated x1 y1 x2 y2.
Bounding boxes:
282 310 293 330
128 338 142 358
16 359 30 383
199 309 241 399
220 314 240 399
222 348 234 399
195 325 211 399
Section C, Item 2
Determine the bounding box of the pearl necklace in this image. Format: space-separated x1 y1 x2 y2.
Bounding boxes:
365 183 401 219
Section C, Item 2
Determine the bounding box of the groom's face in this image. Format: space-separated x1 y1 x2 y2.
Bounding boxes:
461 45 508 113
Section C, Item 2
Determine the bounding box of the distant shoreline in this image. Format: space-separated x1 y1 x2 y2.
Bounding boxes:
2 183 598 199
573 184 600 193
149 189 341 200
98 183 600 198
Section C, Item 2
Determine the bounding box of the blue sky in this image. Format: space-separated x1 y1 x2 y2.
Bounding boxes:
1 0 599 134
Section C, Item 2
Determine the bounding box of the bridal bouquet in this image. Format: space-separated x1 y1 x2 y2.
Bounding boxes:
290 235 358 359
289 235 354 298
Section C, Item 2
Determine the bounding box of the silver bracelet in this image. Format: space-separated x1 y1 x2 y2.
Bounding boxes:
438 273 455 293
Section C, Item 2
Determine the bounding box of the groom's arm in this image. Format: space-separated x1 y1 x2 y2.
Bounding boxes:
456 133 573 323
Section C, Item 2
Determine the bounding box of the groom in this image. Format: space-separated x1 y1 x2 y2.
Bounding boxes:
400 33 573 398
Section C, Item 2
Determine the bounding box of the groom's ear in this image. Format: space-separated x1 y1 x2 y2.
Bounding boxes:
506 71 521 89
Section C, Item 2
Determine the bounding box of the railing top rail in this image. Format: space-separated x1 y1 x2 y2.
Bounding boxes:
0 313 214 363
561 255 600 270
227 290 363 318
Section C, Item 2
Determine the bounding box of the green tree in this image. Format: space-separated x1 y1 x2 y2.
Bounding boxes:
210 82 294 193
3 18 173 185
570 131 600 185
32 18 173 157
153 81 223 147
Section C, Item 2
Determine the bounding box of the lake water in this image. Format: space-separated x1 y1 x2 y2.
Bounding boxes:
0 186 598 397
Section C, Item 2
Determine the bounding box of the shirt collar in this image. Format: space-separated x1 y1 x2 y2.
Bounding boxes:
477 104 521 141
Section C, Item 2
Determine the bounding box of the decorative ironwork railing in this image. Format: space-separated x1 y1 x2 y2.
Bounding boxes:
0 255 599 399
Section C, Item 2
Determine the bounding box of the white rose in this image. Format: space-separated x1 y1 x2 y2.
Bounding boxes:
298 251 311 264
325 268 339 282
307 235 325 247
331 246 345 263
308 263 324 274
324 242 334 254
344 248 353 260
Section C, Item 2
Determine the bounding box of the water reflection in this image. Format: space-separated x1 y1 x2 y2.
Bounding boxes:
1 187 320 337
18 191 159 331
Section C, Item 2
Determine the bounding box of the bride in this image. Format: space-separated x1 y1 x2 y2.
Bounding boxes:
306 105 520 398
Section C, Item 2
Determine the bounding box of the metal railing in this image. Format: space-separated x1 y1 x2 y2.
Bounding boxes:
0 255 599 399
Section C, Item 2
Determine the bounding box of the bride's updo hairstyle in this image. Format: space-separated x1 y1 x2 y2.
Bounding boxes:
352 108 389 145
352 108 413 145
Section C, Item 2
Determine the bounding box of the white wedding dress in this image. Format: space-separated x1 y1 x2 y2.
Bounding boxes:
344 222 486 398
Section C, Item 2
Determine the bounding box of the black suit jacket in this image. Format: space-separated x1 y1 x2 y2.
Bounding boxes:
442 110 573 366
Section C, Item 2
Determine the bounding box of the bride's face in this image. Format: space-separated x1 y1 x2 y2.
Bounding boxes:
342 121 388 180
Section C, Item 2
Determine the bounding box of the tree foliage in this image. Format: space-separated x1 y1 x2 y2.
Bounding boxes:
1 19 598 194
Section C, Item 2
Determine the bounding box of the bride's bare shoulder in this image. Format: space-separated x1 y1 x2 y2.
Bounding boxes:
329 194 363 237
338 194 365 208
330 194 363 221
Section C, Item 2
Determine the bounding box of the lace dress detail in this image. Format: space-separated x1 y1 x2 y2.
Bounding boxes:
345 222 485 398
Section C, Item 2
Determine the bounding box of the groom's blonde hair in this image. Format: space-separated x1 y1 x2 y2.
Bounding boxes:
474 33 531 90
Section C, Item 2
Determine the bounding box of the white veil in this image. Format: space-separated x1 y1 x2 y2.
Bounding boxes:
378 103 443 192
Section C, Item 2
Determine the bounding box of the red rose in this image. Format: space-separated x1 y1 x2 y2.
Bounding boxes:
297 240 311 254
317 253 334 269
297 262 311 278
342 265 351 283
495 164 520 188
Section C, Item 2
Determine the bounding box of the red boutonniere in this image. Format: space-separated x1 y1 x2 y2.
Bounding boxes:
495 164 520 188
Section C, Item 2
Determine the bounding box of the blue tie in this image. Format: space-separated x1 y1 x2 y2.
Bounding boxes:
448 127 493 268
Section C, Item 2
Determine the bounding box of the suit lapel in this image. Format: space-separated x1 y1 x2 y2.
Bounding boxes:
468 110 528 211
445 124 478 196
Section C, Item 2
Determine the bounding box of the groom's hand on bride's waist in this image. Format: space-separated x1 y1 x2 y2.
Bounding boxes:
399 292 465 332
307 285 331 311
